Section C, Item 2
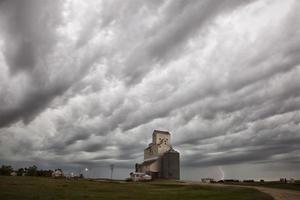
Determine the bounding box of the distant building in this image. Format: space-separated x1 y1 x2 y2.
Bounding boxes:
288 178 295 183
135 130 180 179
10 172 17 176
52 169 64 178
130 172 151 182
201 178 215 183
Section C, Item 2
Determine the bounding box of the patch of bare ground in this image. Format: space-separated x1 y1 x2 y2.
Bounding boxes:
252 187 300 200
182 181 300 200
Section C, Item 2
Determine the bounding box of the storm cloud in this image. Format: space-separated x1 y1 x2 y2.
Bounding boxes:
0 0 300 179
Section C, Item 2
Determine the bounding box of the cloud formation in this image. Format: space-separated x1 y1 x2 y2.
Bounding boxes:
0 0 299 179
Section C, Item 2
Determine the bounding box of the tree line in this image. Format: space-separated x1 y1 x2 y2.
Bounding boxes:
0 165 62 177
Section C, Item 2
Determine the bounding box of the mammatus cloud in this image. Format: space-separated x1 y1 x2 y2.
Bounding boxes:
0 0 299 179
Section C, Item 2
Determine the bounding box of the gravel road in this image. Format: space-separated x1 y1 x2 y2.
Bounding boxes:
181 181 300 200
252 186 300 200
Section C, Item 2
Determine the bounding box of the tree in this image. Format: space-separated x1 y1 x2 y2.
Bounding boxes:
17 168 25 176
37 169 53 177
27 165 38 176
0 165 13 176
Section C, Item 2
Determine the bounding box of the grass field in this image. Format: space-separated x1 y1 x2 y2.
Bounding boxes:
223 181 300 192
0 176 274 200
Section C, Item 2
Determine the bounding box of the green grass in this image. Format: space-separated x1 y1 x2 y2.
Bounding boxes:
0 176 273 200
223 181 300 192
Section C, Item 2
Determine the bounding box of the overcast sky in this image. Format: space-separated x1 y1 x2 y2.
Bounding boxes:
0 0 300 180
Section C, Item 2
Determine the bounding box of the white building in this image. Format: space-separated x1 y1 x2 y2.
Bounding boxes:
52 169 64 178
130 172 151 181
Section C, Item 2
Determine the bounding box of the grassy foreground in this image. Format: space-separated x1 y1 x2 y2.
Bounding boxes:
0 176 273 200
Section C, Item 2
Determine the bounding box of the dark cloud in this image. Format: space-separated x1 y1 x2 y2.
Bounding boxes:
0 0 64 126
0 0 299 180
0 0 61 74
0 0 103 127
122 0 256 85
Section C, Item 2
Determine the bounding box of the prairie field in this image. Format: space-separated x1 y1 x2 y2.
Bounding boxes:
0 176 273 200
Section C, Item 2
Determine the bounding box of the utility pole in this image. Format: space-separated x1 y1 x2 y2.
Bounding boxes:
110 164 114 180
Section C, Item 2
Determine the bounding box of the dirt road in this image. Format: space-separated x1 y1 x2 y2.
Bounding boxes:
252 186 300 200
181 181 300 200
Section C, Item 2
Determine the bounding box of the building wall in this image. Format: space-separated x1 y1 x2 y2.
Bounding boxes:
145 132 171 159
136 159 160 173
157 143 171 156
144 144 159 160
150 131 171 158
153 132 170 146
136 163 148 173
161 151 180 180
149 159 160 172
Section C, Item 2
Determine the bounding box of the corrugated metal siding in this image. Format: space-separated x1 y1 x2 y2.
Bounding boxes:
161 151 180 180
